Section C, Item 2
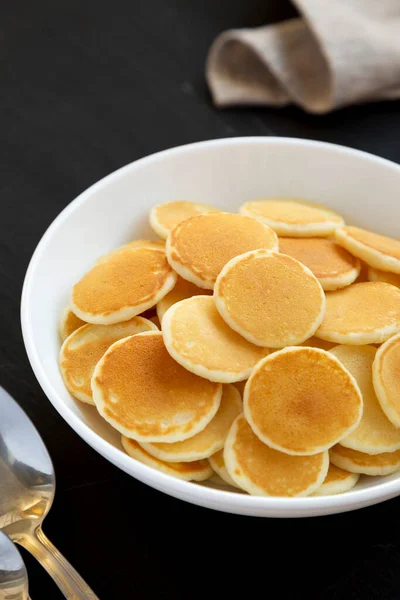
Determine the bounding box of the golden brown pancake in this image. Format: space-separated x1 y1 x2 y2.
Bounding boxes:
330 444 400 476
335 226 400 274
330 345 400 454
316 282 400 344
150 201 219 239
240 199 344 237
149 315 161 329
166 212 278 289
356 261 369 283
373 333 400 428
92 331 222 441
224 415 329 496
141 384 242 462
157 276 212 322
368 267 400 288
244 346 363 455
214 250 325 347
58 307 86 342
278 237 360 290
312 463 359 496
208 449 241 488
72 247 177 325
122 437 213 481
59 316 157 405
96 239 166 264
299 337 337 351
233 380 247 397
125 239 166 250
162 296 269 383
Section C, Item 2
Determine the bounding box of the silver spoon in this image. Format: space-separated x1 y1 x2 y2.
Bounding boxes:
0 531 29 600
0 386 98 599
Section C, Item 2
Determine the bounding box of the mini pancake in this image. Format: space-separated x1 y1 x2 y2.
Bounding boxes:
330 345 400 454
149 315 161 329
355 261 369 283
315 282 400 344
224 415 329 496
278 237 360 290
150 201 219 240
368 267 400 288
141 384 242 462
244 346 363 456
166 212 278 289
373 333 400 428
72 247 177 325
335 226 400 274
156 276 212 322
330 444 400 476
162 296 269 383
233 380 247 397
121 437 213 481
208 449 241 488
58 307 86 342
92 331 222 442
312 464 359 496
240 199 344 237
96 239 166 264
214 250 325 347
299 337 336 351
59 316 157 405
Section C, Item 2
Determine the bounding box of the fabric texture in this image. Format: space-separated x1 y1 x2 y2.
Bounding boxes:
206 0 400 113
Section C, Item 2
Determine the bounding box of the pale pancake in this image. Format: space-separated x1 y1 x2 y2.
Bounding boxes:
278 237 360 290
156 276 212 322
335 226 400 274
330 345 400 454
373 333 400 428
244 346 363 455
330 444 400 476
150 201 219 239
59 316 157 405
208 449 240 488
214 250 325 347
92 331 222 442
299 337 336 351
240 199 344 237
58 307 86 342
141 384 242 462
162 296 269 383
368 267 400 288
96 239 165 263
72 247 177 325
166 212 278 289
312 464 359 496
224 415 329 496
121 437 213 481
316 282 400 344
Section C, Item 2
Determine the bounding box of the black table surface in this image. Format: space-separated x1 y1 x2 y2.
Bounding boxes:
2 1 400 598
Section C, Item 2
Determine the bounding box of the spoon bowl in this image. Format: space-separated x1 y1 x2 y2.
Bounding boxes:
0 386 98 599
0 531 29 600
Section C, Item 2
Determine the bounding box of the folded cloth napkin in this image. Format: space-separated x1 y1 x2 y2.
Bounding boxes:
206 0 400 114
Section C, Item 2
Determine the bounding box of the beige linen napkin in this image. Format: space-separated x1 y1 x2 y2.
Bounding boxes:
206 0 400 114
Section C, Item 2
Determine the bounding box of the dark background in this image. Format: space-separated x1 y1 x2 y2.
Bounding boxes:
2 1 400 598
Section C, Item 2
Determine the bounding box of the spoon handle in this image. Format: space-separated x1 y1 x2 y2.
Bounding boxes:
16 526 99 600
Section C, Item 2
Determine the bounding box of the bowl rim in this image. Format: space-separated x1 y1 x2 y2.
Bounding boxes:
21 136 400 516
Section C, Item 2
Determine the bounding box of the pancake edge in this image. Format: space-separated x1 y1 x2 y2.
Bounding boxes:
334 228 400 274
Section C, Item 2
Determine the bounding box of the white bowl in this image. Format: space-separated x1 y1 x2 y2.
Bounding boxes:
21 137 400 517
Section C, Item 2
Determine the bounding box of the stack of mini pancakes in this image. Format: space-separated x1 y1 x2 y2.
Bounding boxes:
59 199 400 497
